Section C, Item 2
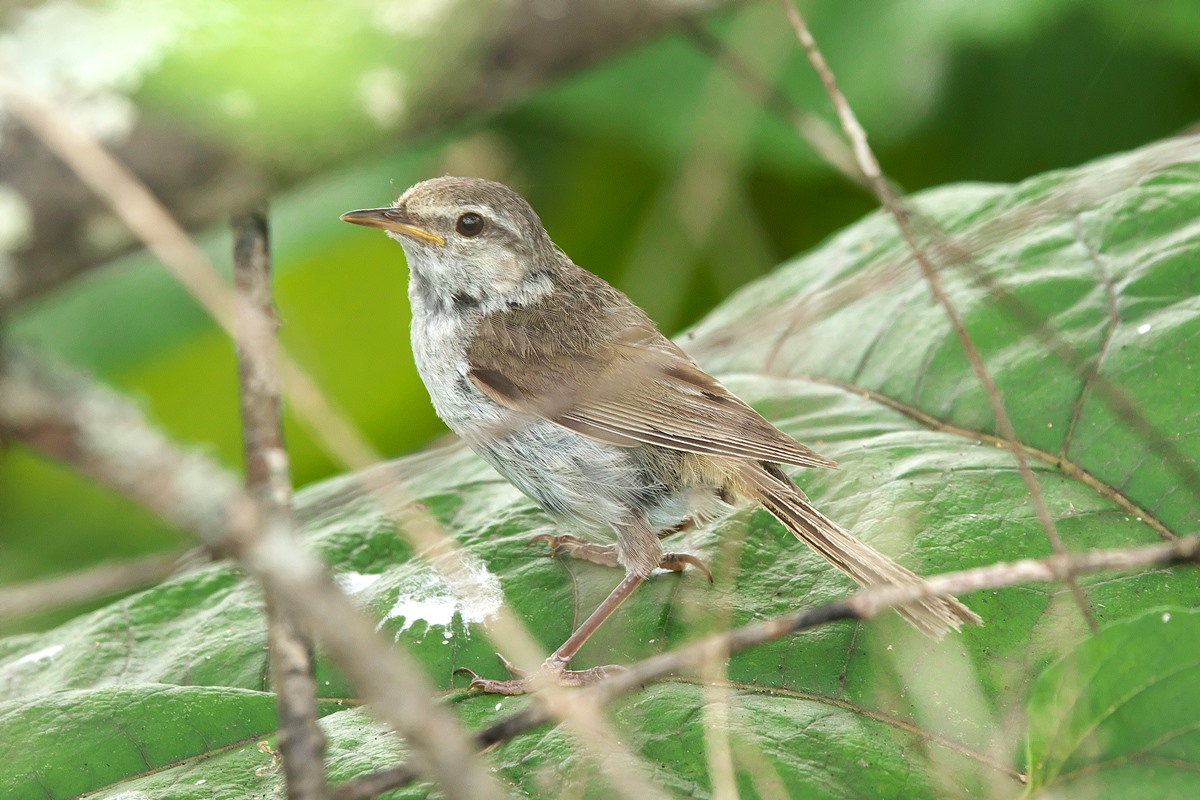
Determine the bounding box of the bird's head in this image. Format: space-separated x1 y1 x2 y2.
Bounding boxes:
341 176 561 307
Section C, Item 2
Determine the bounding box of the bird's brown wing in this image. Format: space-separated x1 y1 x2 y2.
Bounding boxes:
466 269 836 470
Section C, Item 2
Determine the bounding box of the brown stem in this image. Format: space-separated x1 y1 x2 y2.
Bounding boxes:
232 209 328 799
0 551 187 620
334 533 1200 798
778 0 1098 633
0 348 506 800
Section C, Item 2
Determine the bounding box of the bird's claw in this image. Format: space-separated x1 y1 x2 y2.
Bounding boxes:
453 666 530 695
455 657 628 695
660 552 714 582
526 532 586 554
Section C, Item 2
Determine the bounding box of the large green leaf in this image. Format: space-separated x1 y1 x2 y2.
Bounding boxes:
1 138 1198 797
1024 608 1200 798
0 686 281 799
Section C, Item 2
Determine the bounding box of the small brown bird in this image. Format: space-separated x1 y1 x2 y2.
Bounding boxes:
342 177 979 694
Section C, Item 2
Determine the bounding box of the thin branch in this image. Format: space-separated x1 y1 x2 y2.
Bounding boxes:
232 209 328 799
944 225 1200 506
0 348 506 800
0 348 671 800
335 533 1200 797
0 551 187 620
684 8 1200 520
0 73 380 471
233 209 290 501
899 136 1200 504
680 18 866 186
800 374 1176 541
688 135 1200 504
0 76 240 336
778 0 1098 633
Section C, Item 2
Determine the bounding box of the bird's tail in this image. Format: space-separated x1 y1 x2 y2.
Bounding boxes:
740 464 980 639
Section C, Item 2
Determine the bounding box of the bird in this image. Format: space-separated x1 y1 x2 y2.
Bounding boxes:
341 176 979 694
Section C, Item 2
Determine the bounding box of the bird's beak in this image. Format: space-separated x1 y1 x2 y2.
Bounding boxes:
339 207 445 246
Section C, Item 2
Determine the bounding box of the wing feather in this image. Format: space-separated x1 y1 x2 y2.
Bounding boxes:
466 267 837 470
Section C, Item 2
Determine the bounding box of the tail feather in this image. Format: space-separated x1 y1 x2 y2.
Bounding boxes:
743 464 980 639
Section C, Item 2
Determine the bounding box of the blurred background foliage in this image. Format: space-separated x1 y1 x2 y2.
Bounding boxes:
1 0 1198 634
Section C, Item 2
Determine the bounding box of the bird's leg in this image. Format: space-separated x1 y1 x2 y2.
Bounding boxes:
456 572 645 695
528 531 711 580
462 518 712 694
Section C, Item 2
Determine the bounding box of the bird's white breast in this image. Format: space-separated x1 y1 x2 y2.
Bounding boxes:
408 288 505 434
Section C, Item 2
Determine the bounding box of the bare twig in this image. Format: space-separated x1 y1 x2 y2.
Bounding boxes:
0 74 381 471
681 18 866 186
232 209 328 799
901 135 1200 506
0 551 187 620
945 225 1200 509
233 209 290 502
335 532 1200 797
0 76 240 336
778 0 1098 633
263 596 327 799
802 375 1177 541
0 349 506 800
683 8 1200 519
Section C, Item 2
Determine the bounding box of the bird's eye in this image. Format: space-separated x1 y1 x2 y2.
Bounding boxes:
455 212 485 237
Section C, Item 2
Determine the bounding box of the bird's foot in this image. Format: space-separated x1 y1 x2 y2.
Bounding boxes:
659 551 713 582
527 533 712 580
454 654 626 695
526 532 619 567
